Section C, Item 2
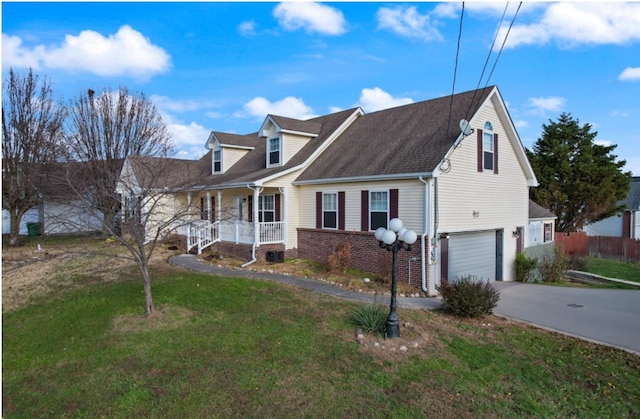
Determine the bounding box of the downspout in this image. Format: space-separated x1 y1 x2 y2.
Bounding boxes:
279 187 287 249
419 176 436 296
241 185 261 268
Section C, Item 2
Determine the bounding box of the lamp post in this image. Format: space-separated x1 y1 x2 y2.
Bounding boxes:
374 218 417 339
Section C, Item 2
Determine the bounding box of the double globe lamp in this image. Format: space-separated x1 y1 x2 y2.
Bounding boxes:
374 218 417 338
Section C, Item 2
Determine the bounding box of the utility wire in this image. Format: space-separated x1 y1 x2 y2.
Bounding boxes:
446 2 465 139
462 2 523 125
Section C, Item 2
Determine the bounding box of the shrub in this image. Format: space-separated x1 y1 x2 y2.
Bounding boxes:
568 255 588 272
327 243 352 272
438 276 500 318
350 303 388 336
515 252 537 282
538 248 569 282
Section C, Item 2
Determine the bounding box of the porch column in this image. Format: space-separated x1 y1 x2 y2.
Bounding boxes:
279 187 287 248
206 190 211 220
187 192 192 220
253 187 261 246
217 190 222 222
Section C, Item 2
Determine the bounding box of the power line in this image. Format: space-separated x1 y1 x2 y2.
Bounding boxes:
446 2 465 139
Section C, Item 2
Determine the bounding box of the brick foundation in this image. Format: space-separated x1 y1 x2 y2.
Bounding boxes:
209 242 295 263
297 228 426 286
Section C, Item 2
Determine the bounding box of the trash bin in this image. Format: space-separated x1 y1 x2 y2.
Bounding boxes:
26 222 42 237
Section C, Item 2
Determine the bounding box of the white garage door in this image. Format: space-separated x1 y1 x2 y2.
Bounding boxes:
448 231 496 282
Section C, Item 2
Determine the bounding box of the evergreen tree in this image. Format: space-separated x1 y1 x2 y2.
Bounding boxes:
527 113 631 232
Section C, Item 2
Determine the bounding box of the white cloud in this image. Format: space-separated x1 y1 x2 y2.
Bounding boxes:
151 95 202 113
498 2 640 49
527 96 566 115
2 26 171 78
619 67 640 81
595 139 614 147
273 2 346 36
376 6 443 42
357 87 413 113
168 121 210 149
239 96 318 120
238 21 256 36
514 119 529 129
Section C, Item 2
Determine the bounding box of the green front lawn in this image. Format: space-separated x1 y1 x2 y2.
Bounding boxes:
585 257 640 283
3 272 639 417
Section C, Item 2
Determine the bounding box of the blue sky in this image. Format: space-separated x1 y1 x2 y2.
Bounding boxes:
3 2 640 174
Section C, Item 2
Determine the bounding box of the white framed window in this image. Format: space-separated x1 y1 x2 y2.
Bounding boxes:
370 190 388 230
259 195 275 222
213 150 221 173
323 192 338 229
268 137 281 166
483 121 494 171
544 222 553 243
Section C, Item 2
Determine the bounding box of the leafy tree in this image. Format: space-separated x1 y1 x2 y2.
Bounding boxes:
65 87 173 236
527 113 631 232
2 68 66 246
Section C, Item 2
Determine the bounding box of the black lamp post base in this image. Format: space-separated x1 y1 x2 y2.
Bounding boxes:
386 316 400 339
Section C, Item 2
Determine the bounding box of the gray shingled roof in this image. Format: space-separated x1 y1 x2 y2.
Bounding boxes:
270 115 322 136
127 154 210 190
212 132 259 148
621 177 640 211
529 200 556 220
189 108 359 189
296 86 495 182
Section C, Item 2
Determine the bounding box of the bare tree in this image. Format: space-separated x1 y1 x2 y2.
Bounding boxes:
66 87 173 236
2 68 66 246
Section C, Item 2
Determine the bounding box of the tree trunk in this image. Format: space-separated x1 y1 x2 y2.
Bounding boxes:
9 209 22 246
140 263 155 316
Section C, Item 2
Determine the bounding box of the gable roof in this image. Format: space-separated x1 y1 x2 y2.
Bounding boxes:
125 154 210 191
295 87 496 183
188 107 361 190
265 115 322 137
529 200 556 220
621 177 640 211
208 131 259 149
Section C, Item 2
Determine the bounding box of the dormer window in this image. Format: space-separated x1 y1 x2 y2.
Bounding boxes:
213 150 221 173
268 137 281 166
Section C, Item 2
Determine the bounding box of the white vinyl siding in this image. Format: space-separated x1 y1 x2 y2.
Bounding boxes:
297 180 426 233
448 231 495 282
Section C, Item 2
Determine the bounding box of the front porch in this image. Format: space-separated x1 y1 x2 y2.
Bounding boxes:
176 219 285 255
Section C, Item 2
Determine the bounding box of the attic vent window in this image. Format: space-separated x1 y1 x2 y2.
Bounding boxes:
269 137 281 166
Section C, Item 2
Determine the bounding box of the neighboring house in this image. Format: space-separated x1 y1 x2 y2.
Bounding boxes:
583 177 640 239
522 200 556 260
2 162 105 236
118 86 539 295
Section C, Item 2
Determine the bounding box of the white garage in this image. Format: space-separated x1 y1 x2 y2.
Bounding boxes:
442 230 502 283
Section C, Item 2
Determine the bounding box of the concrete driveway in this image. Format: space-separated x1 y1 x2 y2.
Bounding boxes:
493 282 640 355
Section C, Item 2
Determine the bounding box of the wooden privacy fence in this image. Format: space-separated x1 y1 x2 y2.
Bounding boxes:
555 232 640 261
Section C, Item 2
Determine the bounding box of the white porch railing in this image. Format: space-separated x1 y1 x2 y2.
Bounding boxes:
259 221 285 244
176 219 284 251
184 220 220 255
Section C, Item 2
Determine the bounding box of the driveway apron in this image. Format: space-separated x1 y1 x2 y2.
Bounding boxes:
493 282 640 354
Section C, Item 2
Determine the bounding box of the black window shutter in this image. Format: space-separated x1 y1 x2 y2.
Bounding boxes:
338 191 345 230
316 192 322 229
211 197 216 221
275 194 281 222
493 133 499 174
248 195 253 222
390 189 399 219
477 129 483 172
361 190 369 231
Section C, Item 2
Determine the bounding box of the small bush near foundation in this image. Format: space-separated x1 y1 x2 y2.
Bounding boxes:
438 276 500 318
515 253 537 282
327 243 352 272
350 303 387 336
538 248 569 282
